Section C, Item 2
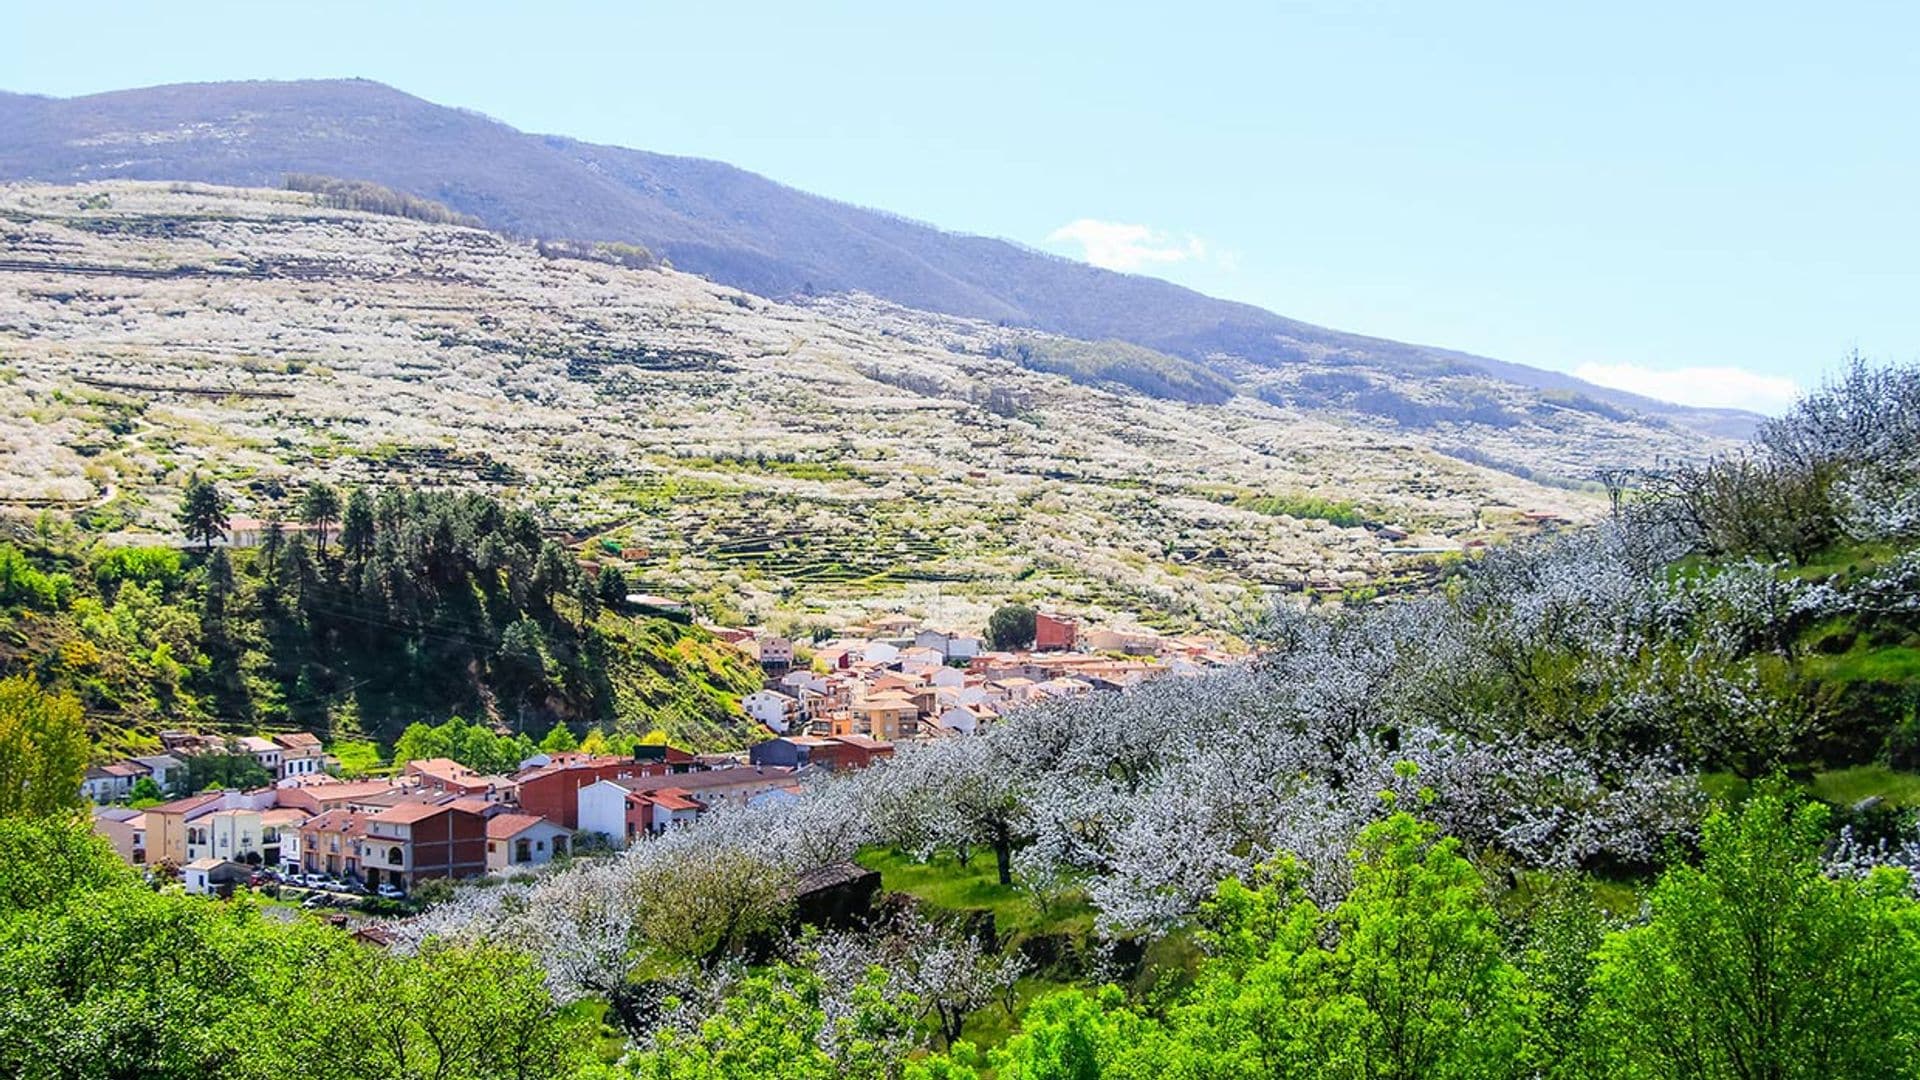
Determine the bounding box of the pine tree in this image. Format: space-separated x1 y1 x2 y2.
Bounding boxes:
179 475 229 550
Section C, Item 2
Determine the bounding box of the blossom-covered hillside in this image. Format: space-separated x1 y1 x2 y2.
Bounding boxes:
0 182 1723 634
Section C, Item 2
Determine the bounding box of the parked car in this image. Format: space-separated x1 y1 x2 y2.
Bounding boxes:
300 892 333 909
376 883 406 900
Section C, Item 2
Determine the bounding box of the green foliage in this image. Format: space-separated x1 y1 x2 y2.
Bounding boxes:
392 716 537 775
0 816 133 914
539 721 580 753
180 474 230 549
1235 492 1365 527
990 985 1167 1080
330 738 384 777
0 544 71 611
623 967 921 1080
0 677 89 818
178 750 274 795
90 545 184 596
1176 813 1531 1080
988 603 1037 650
1584 789 1920 1079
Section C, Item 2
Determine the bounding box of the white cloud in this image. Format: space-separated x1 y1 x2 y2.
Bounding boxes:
1573 362 1801 414
1047 219 1209 272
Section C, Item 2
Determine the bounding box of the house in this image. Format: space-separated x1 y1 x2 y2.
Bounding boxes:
236 736 284 775
485 814 574 873
92 807 147 864
276 779 407 815
270 732 330 778
361 803 488 891
1034 612 1078 652
403 757 503 797
129 754 184 793
182 858 252 897
639 789 703 832
261 807 308 871
749 735 837 770
757 636 794 670
301 809 368 878
190 807 264 865
82 761 147 804
143 792 229 866
1082 627 1163 655
742 689 803 733
576 779 646 847
854 690 920 740
935 704 994 736
819 734 893 769
915 629 981 661
514 749 696 829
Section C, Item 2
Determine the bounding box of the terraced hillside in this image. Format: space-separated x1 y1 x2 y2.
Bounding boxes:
0 182 1723 634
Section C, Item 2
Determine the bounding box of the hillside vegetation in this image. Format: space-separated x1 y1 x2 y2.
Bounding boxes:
0 182 1726 636
6 362 1920 1078
0 484 765 754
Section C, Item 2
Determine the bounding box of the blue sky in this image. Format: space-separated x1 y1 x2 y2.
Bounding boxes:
5 1 1915 412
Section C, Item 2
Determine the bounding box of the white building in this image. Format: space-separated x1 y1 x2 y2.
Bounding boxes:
742 689 802 733
577 780 638 849
486 813 575 873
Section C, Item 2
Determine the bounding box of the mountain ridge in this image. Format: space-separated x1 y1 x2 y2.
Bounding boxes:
0 78 1757 439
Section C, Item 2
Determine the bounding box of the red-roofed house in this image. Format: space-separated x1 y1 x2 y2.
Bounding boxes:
485 814 574 873
301 809 368 878
514 752 696 829
362 803 488 891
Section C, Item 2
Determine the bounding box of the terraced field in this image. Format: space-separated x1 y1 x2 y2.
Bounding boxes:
0 182 1728 634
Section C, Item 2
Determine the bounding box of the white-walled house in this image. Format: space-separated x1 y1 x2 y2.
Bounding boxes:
915 629 982 660
82 762 146 804
486 813 574 873
577 779 637 849
742 689 802 733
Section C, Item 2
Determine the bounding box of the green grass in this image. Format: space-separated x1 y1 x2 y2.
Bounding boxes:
1707 764 1920 810
855 848 1096 940
956 975 1077 1050
1809 765 1920 808
1804 645 1920 686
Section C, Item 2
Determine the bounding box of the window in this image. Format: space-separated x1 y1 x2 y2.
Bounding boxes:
515 838 532 863
387 846 403 866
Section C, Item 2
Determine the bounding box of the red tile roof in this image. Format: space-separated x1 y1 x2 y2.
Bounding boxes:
147 792 224 816
369 802 453 825
485 813 561 839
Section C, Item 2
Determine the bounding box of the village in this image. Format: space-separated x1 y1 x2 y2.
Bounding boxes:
82 607 1234 903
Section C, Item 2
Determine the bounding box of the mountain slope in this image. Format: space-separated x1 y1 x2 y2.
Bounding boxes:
0 79 1756 439
0 181 1717 637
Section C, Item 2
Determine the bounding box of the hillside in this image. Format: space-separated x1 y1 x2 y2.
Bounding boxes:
0 182 1727 639
0 79 1757 439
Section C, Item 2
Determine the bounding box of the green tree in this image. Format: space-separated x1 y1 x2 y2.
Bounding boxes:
625 967 920 1080
1585 789 1920 1079
179 474 229 550
1174 811 1532 1080
0 815 132 915
0 677 89 818
992 986 1171 1080
340 486 377 574
596 564 629 607
986 603 1037 651
179 750 273 795
392 720 454 766
539 722 580 754
299 482 342 552
127 776 165 805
